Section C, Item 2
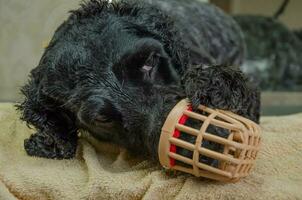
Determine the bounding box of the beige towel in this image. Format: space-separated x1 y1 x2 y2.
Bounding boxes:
0 103 301 200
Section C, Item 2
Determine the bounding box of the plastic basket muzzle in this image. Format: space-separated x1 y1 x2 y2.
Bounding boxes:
158 99 261 182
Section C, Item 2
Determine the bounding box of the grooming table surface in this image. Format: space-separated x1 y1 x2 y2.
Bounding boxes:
0 103 301 200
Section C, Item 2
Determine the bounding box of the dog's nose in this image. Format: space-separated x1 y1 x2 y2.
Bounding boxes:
78 96 122 126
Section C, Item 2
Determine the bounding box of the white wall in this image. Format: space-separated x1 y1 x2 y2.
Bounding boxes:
0 0 86 101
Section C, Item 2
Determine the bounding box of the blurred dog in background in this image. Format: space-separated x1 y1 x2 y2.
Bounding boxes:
234 0 302 91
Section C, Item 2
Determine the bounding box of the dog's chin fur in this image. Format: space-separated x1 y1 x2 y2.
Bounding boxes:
17 0 260 164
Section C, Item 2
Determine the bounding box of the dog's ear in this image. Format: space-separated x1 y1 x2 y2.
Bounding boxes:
113 38 179 84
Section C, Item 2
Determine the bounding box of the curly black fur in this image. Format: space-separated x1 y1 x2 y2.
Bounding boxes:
293 29 302 41
234 15 302 91
17 0 260 164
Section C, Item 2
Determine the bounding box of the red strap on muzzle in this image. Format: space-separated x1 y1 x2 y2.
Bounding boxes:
169 106 192 167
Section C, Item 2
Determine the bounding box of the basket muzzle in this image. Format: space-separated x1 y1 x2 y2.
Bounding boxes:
158 99 261 182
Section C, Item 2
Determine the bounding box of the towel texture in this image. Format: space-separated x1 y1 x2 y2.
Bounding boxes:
0 103 301 200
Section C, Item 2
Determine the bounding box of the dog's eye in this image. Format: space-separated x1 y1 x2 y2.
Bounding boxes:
141 65 153 72
112 39 172 84
144 52 161 69
139 52 161 79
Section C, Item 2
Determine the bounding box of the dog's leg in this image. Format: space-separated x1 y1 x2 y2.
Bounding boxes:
179 65 260 166
183 65 260 123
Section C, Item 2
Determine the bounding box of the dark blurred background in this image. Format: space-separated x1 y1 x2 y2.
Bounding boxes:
211 0 302 115
0 0 301 116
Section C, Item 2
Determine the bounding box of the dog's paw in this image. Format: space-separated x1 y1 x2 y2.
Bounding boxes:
24 131 77 159
183 65 248 112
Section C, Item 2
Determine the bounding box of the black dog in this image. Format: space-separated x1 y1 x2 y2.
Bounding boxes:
294 29 302 41
17 0 260 164
234 15 302 91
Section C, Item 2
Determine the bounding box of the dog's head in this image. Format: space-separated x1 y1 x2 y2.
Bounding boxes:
38 0 189 157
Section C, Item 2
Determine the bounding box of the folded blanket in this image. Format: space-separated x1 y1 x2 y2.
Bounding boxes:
0 103 301 200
